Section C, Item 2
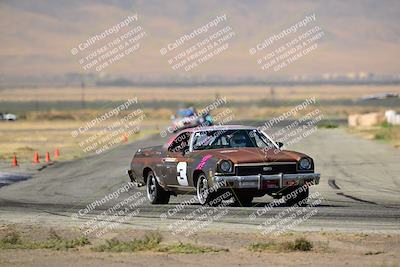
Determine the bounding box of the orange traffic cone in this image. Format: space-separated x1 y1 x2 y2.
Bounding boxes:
12 154 18 167
45 152 51 163
123 133 128 143
33 151 40 164
54 148 60 159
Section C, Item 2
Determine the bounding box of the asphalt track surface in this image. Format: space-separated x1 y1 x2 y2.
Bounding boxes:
0 122 399 233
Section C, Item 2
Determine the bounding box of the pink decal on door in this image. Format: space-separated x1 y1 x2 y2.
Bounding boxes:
196 154 213 170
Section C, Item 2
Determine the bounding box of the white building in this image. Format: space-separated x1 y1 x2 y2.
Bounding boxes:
385 110 400 125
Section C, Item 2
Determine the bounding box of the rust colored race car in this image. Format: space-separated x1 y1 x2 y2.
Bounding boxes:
127 125 320 206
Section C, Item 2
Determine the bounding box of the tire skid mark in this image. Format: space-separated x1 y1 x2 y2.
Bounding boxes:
336 192 377 205
328 179 340 190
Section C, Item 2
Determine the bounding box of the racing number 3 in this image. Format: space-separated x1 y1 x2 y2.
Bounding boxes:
176 162 188 186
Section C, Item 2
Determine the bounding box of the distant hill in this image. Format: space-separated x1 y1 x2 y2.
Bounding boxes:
0 0 399 78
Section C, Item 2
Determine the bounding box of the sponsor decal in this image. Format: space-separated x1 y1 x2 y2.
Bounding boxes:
196 154 213 170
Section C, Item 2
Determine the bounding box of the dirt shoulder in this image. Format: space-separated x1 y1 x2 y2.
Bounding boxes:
348 124 400 149
0 223 398 267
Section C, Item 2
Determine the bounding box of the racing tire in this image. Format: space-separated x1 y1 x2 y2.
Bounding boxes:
284 187 309 206
196 173 229 206
196 173 224 206
196 173 212 205
146 171 170 204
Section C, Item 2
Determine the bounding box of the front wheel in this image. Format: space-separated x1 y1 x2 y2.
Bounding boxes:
196 173 211 205
146 171 170 204
196 173 226 206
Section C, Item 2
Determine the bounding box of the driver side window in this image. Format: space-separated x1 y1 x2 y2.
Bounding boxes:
168 132 191 153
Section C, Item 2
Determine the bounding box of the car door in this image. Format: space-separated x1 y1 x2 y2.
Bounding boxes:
163 131 192 186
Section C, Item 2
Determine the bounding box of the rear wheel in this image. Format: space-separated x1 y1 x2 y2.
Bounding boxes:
146 171 170 204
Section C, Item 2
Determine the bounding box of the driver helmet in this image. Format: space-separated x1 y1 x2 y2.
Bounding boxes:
231 134 247 147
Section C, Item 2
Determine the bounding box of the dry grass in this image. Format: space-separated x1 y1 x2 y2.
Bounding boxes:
91 233 162 252
249 238 313 252
0 120 162 162
1 85 400 102
0 223 399 267
0 229 89 250
7 105 390 122
348 123 400 148
91 233 227 254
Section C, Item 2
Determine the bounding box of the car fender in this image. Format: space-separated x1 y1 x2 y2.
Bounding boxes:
191 153 219 186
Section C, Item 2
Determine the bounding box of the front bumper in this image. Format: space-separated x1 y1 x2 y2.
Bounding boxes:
213 173 320 189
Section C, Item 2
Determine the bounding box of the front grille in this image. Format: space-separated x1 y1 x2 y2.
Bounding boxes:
236 163 297 176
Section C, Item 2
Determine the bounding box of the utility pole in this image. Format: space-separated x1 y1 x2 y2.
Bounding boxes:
81 80 85 109
270 86 275 101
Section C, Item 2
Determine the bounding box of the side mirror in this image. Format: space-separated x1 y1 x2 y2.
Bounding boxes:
276 142 284 148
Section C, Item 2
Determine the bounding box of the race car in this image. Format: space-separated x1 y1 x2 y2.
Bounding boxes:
127 125 320 206
170 107 213 132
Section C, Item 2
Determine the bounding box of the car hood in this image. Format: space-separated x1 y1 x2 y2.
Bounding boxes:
203 147 307 164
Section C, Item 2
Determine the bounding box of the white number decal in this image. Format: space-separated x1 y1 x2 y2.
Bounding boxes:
176 162 188 186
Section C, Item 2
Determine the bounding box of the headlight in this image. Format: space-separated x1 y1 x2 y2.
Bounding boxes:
299 158 311 170
219 160 233 173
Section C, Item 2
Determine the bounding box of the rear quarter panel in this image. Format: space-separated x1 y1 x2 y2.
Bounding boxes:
130 146 164 184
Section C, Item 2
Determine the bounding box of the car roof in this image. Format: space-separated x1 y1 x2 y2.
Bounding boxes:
182 125 257 133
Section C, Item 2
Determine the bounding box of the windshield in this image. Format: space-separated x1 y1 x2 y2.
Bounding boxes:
192 129 277 150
